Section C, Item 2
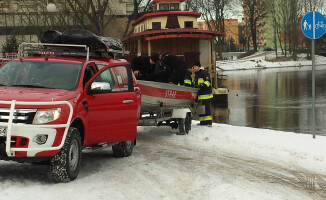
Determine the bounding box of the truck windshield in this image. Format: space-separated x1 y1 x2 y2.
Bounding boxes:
0 61 82 90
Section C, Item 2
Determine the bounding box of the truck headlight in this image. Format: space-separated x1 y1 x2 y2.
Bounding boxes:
33 108 61 124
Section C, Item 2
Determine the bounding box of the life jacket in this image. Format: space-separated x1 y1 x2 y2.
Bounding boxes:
194 69 213 100
184 70 193 87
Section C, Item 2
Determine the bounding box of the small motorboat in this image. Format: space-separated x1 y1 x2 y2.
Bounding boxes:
137 80 198 114
137 80 199 135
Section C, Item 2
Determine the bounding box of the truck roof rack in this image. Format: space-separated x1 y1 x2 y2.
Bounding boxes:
39 29 129 58
18 42 90 61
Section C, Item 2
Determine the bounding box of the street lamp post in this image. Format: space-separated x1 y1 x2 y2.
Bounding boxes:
228 35 231 52
46 3 56 29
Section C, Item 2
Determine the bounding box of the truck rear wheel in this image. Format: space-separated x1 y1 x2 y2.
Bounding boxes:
50 127 82 183
112 140 134 157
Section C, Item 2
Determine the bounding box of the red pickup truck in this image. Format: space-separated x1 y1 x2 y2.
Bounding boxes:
0 43 141 182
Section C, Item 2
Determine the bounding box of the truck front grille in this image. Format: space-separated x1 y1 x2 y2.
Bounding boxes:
0 108 37 124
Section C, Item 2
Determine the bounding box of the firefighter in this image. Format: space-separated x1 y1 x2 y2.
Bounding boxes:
146 52 170 83
131 54 159 80
193 61 213 127
184 64 194 87
160 53 187 85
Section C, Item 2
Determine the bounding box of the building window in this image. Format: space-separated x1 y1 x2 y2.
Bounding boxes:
152 22 161 30
159 3 169 11
184 21 193 28
170 3 179 10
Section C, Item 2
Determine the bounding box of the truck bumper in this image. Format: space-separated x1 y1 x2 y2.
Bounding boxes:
0 100 73 158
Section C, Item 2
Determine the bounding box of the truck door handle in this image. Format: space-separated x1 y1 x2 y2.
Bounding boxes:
123 100 134 104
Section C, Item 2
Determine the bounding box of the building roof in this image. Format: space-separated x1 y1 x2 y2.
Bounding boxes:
122 29 224 42
132 11 201 26
150 0 185 4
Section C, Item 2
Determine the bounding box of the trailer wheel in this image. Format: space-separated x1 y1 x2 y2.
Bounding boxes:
112 140 134 157
176 118 185 135
185 112 192 134
50 127 82 183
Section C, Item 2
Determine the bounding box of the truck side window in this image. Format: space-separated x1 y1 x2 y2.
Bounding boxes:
110 66 129 92
99 68 115 89
89 65 131 93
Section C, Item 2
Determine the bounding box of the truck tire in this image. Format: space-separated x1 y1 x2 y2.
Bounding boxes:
50 127 82 183
176 118 185 135
185 112 192 134
112 140 134 157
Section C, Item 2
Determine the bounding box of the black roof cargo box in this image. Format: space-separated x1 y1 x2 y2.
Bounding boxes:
41 29 123 52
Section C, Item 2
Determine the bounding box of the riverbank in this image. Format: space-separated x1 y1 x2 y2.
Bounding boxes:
217 52 326 71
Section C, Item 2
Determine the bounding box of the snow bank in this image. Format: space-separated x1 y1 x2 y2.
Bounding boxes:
217 52 326 71
182 123 326 174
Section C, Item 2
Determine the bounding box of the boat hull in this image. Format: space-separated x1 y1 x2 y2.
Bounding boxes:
137 80 198 113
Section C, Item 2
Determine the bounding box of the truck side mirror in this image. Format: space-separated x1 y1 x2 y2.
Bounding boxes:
87 82 112 95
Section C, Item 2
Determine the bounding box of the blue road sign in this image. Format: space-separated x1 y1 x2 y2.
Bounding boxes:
301 11 326 39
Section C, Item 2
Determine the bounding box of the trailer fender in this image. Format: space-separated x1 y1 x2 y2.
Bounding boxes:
171 108 191 119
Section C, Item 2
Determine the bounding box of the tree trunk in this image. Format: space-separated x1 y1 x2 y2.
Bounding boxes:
273 18 278 57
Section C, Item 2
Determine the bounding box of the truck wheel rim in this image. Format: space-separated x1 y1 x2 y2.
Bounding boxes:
69 140 79 171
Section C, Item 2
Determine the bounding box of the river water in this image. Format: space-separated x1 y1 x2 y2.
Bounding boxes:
212 66 326 136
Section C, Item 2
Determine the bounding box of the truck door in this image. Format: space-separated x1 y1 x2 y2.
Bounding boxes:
85 65 138 144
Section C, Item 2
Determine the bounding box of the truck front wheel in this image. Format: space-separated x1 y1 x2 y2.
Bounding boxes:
112 140 134 157
50 127 82 182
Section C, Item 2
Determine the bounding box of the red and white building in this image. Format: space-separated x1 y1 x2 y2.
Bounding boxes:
122 0 224 78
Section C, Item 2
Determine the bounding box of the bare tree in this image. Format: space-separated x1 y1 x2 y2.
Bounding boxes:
65 0 116 35
288 0 302 60
300 0 326 59
242 0 268 52
276 0 291 57
184 0 201 11
5 0 127 38
265 0 278 57
276 0 302 59
123 0 152 36
187 0 228 60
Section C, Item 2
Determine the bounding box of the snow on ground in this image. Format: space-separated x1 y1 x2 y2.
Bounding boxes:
0 122 326 200
217 52 326 71
1 53 326 199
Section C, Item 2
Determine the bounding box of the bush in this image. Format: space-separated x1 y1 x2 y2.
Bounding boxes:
1 35 19 53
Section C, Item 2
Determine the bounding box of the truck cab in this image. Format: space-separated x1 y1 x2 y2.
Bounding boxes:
0 42 140 182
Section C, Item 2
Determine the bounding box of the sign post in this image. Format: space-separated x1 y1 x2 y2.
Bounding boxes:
301 11 326 138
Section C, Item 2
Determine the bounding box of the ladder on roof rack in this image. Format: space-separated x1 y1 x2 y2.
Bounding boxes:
18 43 90 61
